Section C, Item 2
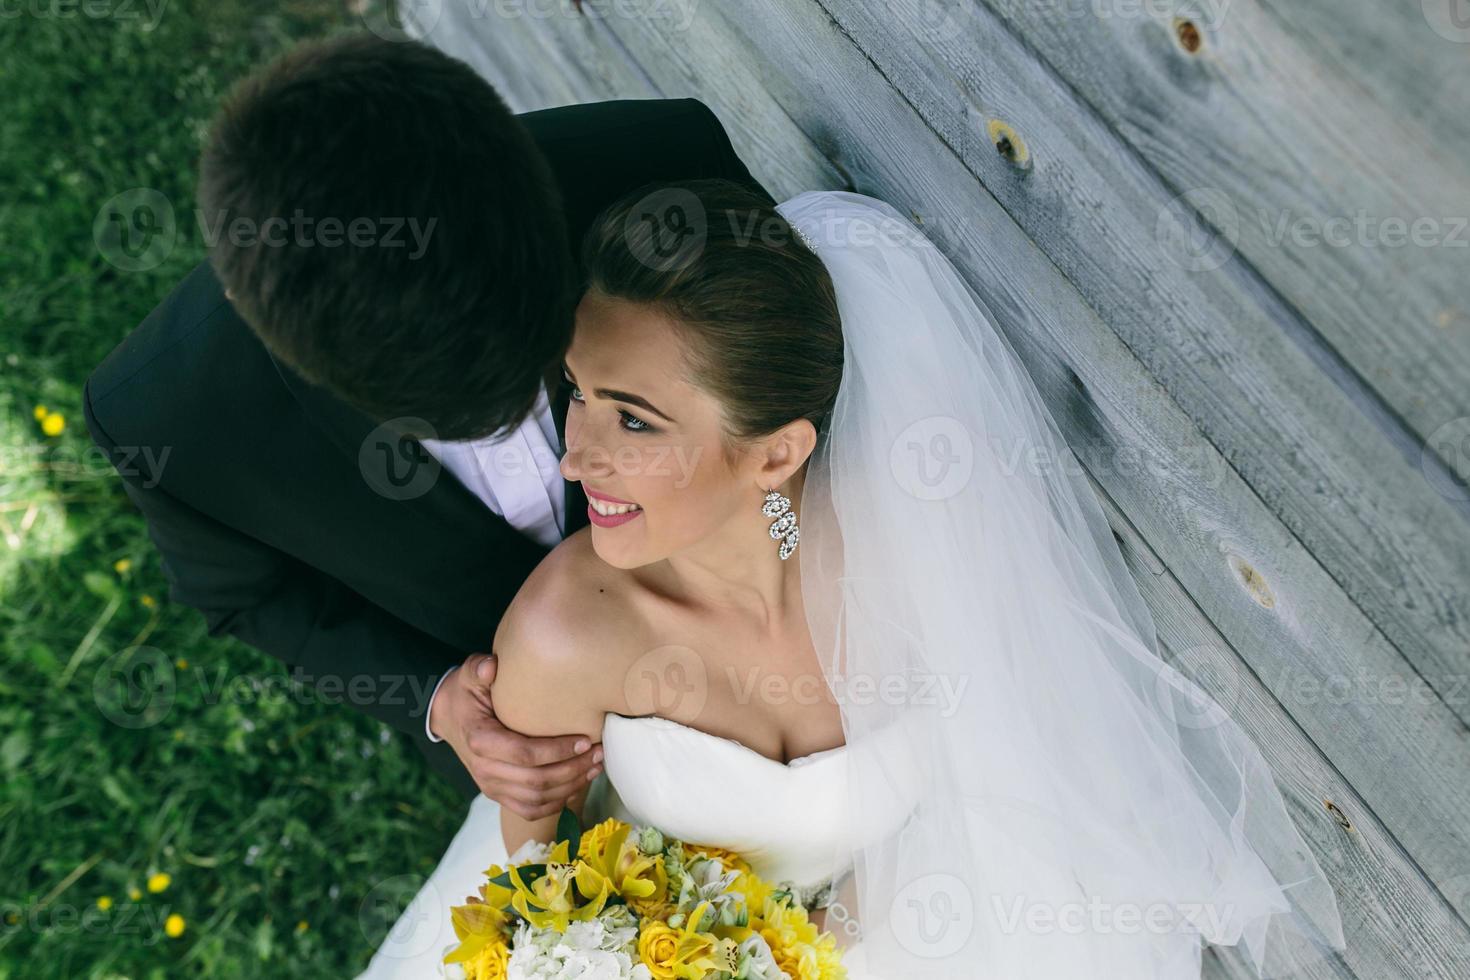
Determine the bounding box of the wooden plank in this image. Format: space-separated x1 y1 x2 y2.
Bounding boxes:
798 0 1470 733
408 0 660 109
1099 484 1458 979
954 0 1470 473
1254 0 1470 162
414 2 1470 975
413 2 842 200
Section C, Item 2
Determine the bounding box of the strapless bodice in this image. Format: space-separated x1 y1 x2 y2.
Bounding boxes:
589 713 917 899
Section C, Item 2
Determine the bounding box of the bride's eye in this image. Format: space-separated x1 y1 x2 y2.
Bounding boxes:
619 411 652 433
563 368 654 433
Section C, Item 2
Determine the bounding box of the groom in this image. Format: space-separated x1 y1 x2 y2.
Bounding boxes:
83 34 773 813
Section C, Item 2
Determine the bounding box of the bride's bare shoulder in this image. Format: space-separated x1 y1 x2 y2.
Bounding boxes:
490 527 642 737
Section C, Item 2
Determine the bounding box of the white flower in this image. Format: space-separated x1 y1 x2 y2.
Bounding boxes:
506 917 651 980
506 838 554 865
734 935 786 980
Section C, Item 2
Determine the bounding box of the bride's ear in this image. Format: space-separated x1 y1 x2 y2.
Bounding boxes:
754 417 819 490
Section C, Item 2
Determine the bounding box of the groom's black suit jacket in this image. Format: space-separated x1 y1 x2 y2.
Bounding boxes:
84 98 772 797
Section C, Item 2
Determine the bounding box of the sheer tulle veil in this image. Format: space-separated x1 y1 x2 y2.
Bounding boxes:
775 191 1345 978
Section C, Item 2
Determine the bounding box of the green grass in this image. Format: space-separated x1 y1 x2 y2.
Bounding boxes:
0 4 464 976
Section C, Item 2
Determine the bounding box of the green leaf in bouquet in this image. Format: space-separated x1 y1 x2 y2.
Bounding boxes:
555 805 581 858
488 862 546 889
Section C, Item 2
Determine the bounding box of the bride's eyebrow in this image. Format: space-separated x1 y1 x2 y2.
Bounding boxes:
561 361 677 424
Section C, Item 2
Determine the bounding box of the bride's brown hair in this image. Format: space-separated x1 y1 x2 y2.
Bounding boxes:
579 178 844 458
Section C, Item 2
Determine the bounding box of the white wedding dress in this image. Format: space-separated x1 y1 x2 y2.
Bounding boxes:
357 713 917 979
360 190 1344 980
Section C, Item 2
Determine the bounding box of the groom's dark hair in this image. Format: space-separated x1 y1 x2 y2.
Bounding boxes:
198 33 574 441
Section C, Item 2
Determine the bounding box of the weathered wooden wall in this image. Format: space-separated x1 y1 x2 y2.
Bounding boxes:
409 2 1470 977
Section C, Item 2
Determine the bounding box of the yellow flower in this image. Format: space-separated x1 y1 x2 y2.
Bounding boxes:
733 870 775 913
665 902 740 979
33 405 48 421
147 872 170 893
445 899 512 969
756 897 845 980
140 594 157 610
638 920 682 980
295 920 309 934
576 817 630 861
96 896 113 911
503 840 608 931
577 823 666 907
164 914 186 938
41 411 65 437
128 887 142 901
459 940 509 980
113 558 132 575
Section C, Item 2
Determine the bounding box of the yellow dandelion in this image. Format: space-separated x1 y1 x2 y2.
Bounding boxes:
128 887 142 901
33 405 48 421
140 594 157 610
96 896 113 911
113 559 132 575
41 412 65 437
164 913 186 938
295 920 309 934
147 872 171 893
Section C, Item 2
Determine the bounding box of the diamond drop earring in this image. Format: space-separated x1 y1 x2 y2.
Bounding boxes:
762 488 800 560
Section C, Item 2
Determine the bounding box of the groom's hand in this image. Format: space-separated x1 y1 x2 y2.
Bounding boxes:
429 652 602 819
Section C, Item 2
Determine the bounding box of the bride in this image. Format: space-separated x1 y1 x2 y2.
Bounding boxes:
360 181 1345 979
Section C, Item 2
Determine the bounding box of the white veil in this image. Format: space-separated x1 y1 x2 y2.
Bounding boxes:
776 191 1345 978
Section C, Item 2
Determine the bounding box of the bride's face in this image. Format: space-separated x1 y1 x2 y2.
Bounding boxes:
558 291 753 569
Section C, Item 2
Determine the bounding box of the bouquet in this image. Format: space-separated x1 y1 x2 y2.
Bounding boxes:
443 808 847 980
